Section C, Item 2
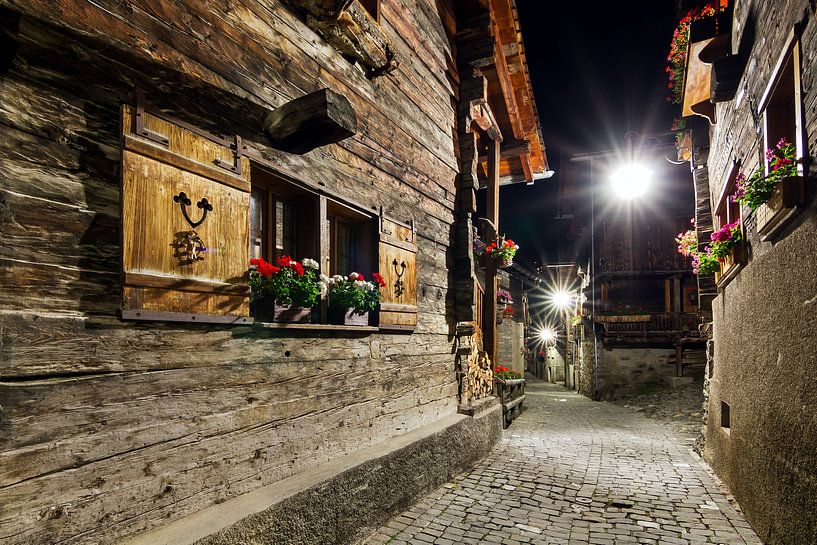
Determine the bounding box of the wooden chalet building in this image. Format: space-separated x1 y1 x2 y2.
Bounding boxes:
0 0 548 543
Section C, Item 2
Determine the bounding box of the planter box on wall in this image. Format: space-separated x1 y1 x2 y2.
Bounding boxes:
328 306 370 326
756 176 807 240
253 297 312 323
715 241 745 289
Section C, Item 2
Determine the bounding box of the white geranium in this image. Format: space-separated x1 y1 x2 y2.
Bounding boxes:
331 275 345 283
349 272 361 281
353 280 368 290
319 280 329 298
301 258 319 270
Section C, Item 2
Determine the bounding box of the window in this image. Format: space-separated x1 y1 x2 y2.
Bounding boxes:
358 0 379 23
248 164 406 328
721 401 731 430
760 34 805 178
715 164 741 231
327 200 375 276
249 167 320 263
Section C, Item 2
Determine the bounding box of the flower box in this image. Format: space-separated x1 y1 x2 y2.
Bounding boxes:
494 376 525 429
755 176 807 240
328 306 370 326
252 297 312 323
714 241 744 289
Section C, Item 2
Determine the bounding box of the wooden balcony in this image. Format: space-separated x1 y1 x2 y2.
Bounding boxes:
595 312 703 345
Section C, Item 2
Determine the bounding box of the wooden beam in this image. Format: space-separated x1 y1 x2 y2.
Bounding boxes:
264 88 357 154
482 137 500 368
305 0 398 78
478 139 529 162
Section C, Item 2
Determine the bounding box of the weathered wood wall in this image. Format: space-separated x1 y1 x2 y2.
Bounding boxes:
0 1 465 543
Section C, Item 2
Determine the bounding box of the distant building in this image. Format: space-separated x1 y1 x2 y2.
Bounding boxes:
560 150 704 400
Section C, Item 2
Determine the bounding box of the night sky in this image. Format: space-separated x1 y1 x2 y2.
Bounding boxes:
496 1 689 269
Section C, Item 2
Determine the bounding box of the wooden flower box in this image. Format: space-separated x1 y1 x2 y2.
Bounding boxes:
714 241 745 289
252 297 312 323
494 377 526 429
328 306 370 326
755 176 807 241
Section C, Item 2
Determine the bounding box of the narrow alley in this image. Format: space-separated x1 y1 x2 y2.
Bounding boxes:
365 381 761 545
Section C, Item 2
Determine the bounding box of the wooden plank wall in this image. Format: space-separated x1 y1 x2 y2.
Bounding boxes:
0 1 462 543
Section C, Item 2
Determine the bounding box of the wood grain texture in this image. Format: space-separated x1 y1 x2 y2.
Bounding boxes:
120 105 251 317
0 0 473 542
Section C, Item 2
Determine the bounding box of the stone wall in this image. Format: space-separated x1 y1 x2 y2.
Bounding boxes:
701 1 817 543
595 348 679 401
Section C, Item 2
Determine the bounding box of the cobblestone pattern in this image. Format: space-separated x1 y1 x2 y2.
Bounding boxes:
363 381 761 545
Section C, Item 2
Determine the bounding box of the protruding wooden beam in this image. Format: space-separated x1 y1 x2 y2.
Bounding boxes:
478 139 529 162
303 0 398 78
264 88 357 154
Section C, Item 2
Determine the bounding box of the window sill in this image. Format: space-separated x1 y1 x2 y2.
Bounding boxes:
253 322 379 333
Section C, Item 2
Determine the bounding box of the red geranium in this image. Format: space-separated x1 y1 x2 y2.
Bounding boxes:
372 272 386 288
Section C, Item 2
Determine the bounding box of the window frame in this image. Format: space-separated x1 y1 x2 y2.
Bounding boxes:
757 31 807 178
248 161 383 330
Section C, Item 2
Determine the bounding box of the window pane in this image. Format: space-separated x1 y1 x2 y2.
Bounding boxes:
274 199 295 259
336 220 353 275
250 188 266 259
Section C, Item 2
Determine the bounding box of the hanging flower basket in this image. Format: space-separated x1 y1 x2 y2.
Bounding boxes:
481 238 519 269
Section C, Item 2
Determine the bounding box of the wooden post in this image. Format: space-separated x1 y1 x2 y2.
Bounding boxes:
673 277 682 314
483 138 501 368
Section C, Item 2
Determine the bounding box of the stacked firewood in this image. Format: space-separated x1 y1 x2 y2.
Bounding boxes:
465 349 494 404
456 321 495 406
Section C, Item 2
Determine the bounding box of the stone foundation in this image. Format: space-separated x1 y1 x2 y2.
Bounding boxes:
121 404 503 545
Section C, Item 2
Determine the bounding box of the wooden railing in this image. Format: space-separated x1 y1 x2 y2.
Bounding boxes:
596 312 702 337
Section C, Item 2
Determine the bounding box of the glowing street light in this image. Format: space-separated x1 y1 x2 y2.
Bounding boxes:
550 290 573 310
537 326 558 344
609 163 652 199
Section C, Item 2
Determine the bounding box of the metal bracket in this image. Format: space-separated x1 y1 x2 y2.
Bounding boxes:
215 134 243 177
392 258 406 297
133 89 169 146
173 192 213 228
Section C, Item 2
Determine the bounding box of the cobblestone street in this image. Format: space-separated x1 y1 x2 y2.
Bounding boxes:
364 380 761 545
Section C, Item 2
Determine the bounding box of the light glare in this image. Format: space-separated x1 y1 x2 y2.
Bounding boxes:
537 327 557 344
551 290 573 309
610 163 652 199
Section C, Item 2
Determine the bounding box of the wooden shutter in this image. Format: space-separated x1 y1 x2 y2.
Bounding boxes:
378 215 417 331
120 102 252 323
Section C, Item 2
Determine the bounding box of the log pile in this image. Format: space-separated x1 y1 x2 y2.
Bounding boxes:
456 323 494 406
466 349 495 404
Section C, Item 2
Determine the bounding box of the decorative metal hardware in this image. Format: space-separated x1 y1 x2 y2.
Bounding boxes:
173 230 208 264
133 89 169 146
214 134 243 177
392 259 406 297
173 192 212 228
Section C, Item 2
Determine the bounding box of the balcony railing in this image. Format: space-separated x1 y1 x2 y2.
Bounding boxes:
595 312 702 338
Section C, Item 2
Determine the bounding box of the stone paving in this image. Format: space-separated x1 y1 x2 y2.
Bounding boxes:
363 380 761 545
